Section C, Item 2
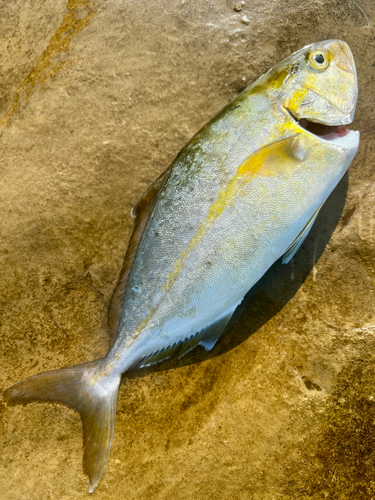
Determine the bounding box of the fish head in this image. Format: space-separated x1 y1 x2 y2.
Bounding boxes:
266 40 358 127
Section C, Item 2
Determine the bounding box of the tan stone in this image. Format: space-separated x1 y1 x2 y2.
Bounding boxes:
1 0 375 498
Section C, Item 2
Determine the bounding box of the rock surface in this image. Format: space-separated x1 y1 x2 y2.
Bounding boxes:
1 0 375 498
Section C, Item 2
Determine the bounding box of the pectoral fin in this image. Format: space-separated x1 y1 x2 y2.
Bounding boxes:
238 134 305 177
282 204 322 264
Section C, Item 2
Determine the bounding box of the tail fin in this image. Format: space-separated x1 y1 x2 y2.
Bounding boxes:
1 360 121 493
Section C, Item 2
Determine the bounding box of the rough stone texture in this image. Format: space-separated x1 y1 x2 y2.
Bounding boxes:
0 0 375 498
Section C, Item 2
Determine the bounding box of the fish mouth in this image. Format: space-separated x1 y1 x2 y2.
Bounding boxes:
287 109 356 143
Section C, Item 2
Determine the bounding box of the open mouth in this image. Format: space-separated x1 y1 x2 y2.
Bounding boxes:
288 111 351 141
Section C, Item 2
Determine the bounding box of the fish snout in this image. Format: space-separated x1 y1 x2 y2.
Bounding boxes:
336 42 358 122
322 40 358 121
335 41 356 76
339 111 356 126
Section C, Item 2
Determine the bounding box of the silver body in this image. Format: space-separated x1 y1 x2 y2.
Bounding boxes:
107 96 359 376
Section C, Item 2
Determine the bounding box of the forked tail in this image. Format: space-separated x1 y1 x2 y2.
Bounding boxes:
1 359 120 493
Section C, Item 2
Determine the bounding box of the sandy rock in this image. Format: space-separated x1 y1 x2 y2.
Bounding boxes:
1 0 375 498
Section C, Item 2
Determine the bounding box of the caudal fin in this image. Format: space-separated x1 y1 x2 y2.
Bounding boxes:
1 360 121 493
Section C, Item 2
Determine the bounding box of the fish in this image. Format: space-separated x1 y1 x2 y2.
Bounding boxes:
1 39 359 493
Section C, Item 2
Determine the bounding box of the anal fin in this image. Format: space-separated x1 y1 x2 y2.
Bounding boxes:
181 309 235 357
131 305 238 370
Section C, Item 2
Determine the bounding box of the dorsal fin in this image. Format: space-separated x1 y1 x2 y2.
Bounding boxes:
108 166 172 347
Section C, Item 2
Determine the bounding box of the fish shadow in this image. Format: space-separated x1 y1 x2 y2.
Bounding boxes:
125 172 348 380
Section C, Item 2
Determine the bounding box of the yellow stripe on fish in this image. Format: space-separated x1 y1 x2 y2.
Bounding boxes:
164 134 306 293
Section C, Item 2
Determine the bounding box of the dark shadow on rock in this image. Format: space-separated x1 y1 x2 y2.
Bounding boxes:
124 171 349 381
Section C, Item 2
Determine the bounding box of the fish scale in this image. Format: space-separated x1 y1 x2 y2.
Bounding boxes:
1 39 359 493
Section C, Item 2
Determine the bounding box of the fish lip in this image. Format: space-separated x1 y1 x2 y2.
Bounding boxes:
302 84 357 121
285 107 358 145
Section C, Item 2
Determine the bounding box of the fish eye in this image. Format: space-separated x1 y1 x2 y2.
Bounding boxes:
308 50 329 71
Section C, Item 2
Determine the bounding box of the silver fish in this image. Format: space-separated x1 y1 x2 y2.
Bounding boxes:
2 39 359 493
